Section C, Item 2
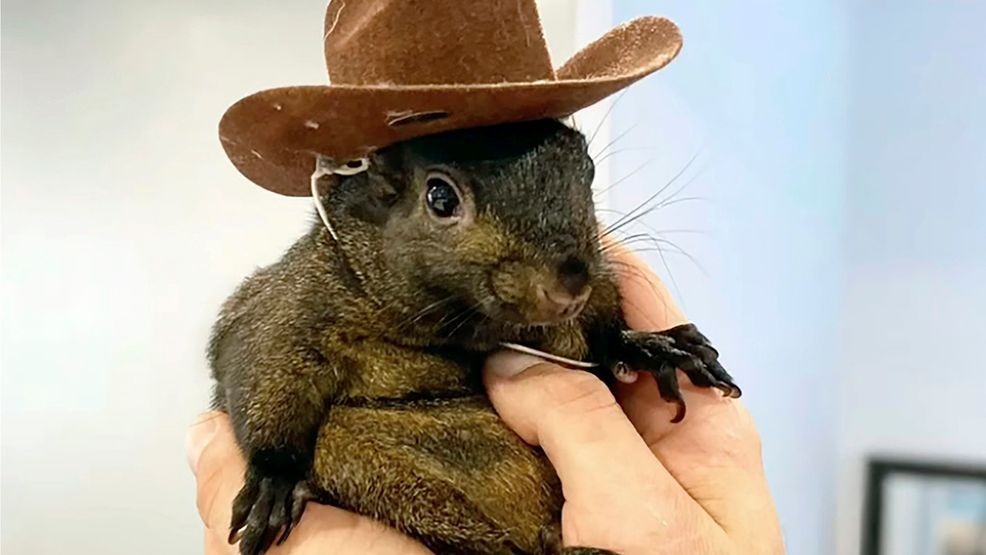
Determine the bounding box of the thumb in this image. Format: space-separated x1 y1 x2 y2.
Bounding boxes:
482 351 710 551
482 351 683 504
482 351 610 446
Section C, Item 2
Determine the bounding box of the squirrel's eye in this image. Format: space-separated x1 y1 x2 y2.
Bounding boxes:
425 173 461 219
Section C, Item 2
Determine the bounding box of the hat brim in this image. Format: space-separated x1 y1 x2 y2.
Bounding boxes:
219 16 682 196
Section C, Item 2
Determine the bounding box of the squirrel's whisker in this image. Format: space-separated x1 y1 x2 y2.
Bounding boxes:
585 89 630 150
590 121 640 160
593 158 657 200
444 300 485 340
395 295 459 331
592 146 662 166
599 148 704 235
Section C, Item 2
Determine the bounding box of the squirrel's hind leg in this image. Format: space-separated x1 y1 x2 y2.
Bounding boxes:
312 400 561 554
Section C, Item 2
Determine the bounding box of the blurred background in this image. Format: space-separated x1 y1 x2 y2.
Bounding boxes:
2 1 984 554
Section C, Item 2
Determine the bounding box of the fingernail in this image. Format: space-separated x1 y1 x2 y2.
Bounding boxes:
185 413 219 473
485 351 546 378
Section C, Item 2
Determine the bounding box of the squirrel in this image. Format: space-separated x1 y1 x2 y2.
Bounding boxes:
208 118 741 555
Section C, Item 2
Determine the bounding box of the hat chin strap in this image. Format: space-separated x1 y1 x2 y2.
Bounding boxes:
310 155 371 242
310 157 339 242
499 342 599 370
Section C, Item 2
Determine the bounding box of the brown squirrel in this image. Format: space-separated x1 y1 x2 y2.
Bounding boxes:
208 118 740 555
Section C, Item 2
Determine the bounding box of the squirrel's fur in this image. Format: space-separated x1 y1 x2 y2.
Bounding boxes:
209 119 739 555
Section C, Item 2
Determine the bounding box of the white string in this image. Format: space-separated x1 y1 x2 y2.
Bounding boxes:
499 342 599 369
334 158 370 175
310 155 371 242
311 156 340 242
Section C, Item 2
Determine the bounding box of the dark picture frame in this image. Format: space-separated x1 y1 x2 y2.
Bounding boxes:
862 457 986 555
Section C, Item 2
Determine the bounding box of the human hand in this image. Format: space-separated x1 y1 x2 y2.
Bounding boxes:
483 246 784 554
186 412 432 555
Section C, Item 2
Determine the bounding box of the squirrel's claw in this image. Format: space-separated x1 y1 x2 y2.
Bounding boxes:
616 324 741 422
275 481 318 546
229 469 316 555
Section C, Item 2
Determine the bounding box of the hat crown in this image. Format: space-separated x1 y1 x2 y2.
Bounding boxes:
323 0 556 86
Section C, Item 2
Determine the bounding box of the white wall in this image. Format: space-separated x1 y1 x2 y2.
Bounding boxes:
607 2 848 554
0 1 591 553
0 0 605 555
1 2 325 552
835 2 986 553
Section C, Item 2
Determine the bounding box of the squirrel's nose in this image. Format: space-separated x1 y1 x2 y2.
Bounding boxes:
536 285 591 322
557 256 590 296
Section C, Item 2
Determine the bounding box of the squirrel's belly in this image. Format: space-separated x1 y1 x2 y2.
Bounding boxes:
312 396 562 554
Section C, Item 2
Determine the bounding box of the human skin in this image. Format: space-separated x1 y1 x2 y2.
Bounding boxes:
187 248 784 554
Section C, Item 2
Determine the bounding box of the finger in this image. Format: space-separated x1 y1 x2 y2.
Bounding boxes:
605 246 763 465
187 411 221 472
617 373 776 535
605 243 753 456
189 412 246 534
483 352 695 511
604 245 779 535
604 241 687 332
617 373 754 460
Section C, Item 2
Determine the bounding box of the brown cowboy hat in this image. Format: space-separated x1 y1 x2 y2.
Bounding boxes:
219 0 682 196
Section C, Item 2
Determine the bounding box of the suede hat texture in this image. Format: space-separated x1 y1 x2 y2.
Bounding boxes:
219 0 683 196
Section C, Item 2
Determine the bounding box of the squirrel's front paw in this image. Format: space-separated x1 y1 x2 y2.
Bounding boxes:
229 466 318 555
617 324 741 423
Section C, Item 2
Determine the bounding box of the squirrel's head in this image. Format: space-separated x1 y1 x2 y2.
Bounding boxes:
321 119 601 345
